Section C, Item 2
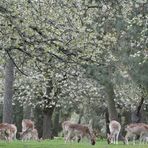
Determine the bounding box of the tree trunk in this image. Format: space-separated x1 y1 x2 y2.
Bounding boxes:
23 105 32 119
42 107 54 139
136 96 144 122
131 96 145 123
105 109 110 144
53 108 60 137
105 82 118 121
34 106 43 138
3 58 14 123
42 79 54 139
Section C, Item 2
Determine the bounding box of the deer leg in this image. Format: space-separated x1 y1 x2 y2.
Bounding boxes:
116 133 119 144
125 133 129 145
77 135 81 143
111 135 114 144
133 135 136 145
111 134 115 144
63 128 68 142
65 130 72 143
139 132 145 145
113 134 116 144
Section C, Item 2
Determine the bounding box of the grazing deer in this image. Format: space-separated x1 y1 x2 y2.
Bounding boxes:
20 128 38 141
7 124 17 140
62 121 81 142
141 133 148 144
143 137 148 144
107 120 121 144
22 119 34 132
62 121 96 145
0 123 17 141
125 123 148 145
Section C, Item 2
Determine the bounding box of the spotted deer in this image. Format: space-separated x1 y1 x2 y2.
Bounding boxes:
125 123 148 145
22 119 34 132
20 128 38 141
107 120 121 144
20 119 38 141
0 123 17 141
62 121 96 145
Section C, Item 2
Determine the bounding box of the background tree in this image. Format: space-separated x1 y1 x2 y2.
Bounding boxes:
0 0 147 140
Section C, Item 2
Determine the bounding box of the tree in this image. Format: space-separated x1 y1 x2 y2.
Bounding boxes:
3 58 14 123
0 0 147 139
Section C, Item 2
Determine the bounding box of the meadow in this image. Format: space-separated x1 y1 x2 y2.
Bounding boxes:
0 139 147 148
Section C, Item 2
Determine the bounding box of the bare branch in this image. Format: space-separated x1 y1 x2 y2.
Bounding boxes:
6 50 28 76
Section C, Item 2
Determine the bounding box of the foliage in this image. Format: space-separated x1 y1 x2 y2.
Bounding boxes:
0 0 147 133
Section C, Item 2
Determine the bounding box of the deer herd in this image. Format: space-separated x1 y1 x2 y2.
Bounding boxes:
62 120 148 145
0 119 148 145
0 119 38 142
107 120 148 145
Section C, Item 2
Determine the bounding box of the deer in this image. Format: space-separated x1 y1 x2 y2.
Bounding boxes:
107 120 121 144
20 128 38 141
62 121 81 142
62 121 73 139
140 133 148 144
20 119 38 141
0 123 17 141
62 121 96 145
125 123 148 145
22 119 34 132
7 124 17 140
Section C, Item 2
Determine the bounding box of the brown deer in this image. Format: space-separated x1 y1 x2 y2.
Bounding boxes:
107 120 121 144
62 121 96 145
125 123 148 145
22 119 34 132
62 121 72 139
7 124 17 140
62 121 81 142
20 128 38 141
0 123 17 141
20 119 38 141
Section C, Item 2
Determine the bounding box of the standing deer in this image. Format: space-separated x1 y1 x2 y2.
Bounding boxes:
62 121 96 145
125 123 148 145
107 120 121 144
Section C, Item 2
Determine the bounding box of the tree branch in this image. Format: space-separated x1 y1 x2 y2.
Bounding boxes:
6 50 28 76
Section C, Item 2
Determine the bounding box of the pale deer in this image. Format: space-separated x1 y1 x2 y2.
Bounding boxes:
107 120 121 144
31 128 38 140
143 137 148 144
62 121 73 139
62 121 80 142
62 121 96 145
0 123 17 141
141 133 148 144
125 123 148 145
22 119 34 132
7 124 17 140
20 128 38 141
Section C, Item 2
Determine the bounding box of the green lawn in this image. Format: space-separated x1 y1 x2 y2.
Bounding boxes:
0 139 147 148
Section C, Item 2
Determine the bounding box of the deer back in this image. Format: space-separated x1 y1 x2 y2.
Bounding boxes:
109 120 121 133
22 119 34 131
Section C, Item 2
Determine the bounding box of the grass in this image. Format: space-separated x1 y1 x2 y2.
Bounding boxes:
0 139 147 148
